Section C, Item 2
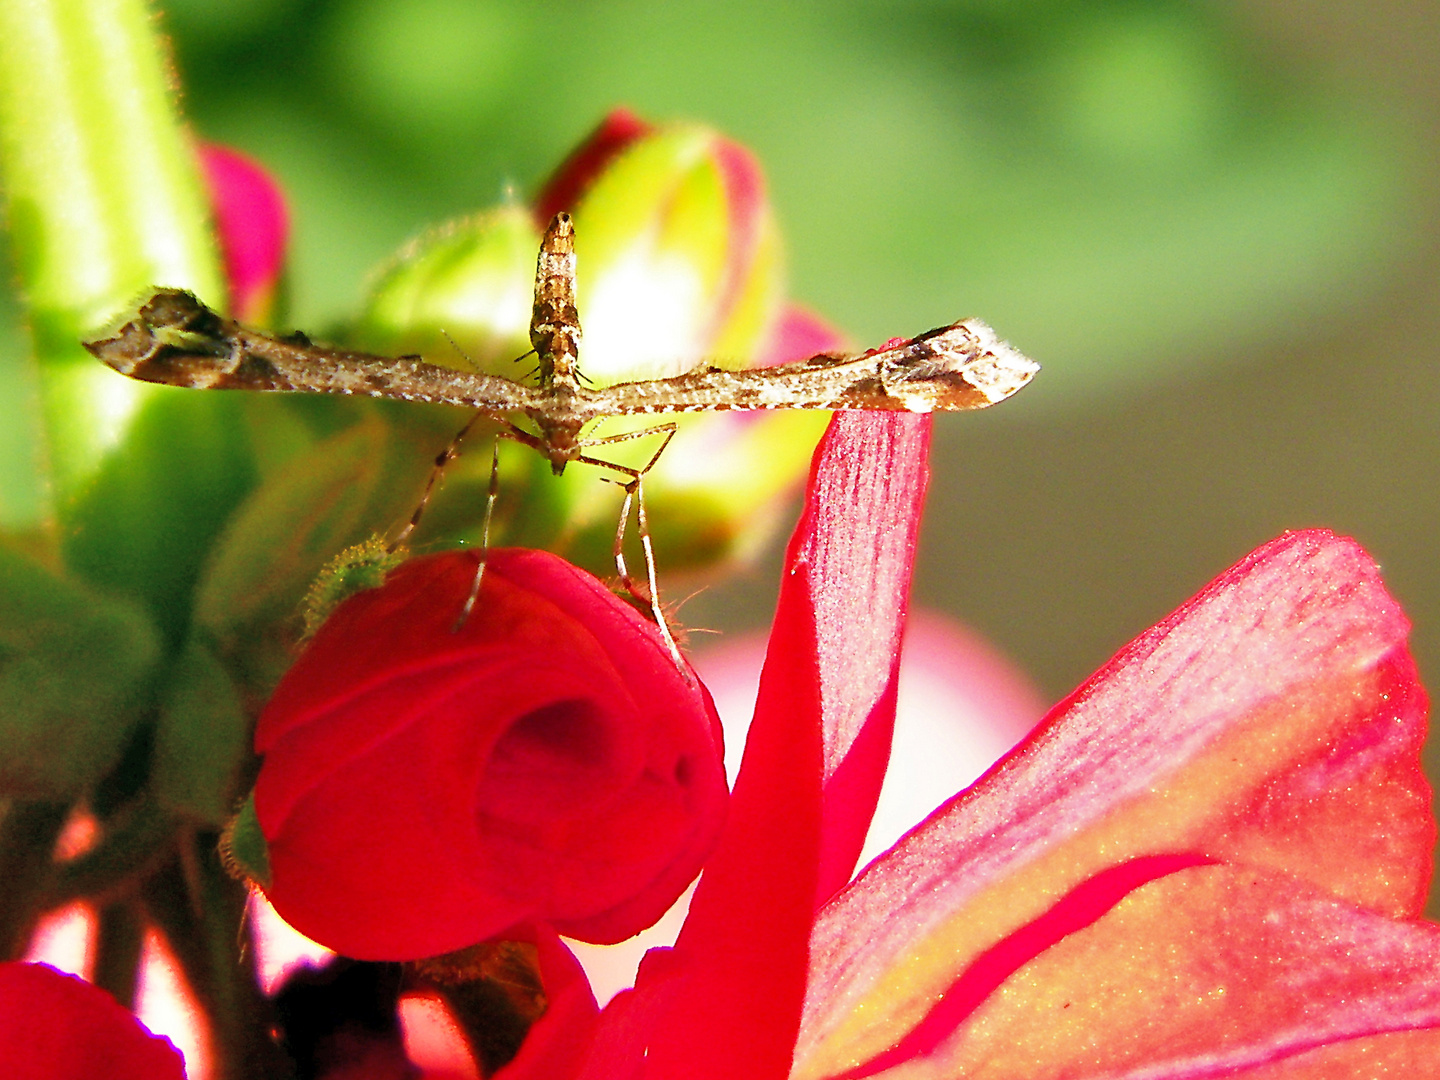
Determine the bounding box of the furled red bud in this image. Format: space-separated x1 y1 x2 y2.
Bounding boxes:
197 142 289 324
0 962 185 1080
253 549 728 961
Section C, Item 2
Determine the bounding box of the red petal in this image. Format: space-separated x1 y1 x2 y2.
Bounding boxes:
533 110 655 224
756 306 848 368
492 925 599 1080
797 530 1432 1073
197 142 289 321
580 412 930 1079
0 962 186 1080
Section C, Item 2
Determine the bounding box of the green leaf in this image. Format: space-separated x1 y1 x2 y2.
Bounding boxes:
0 281 45 533
61 390 258 648
0 545 162 796
0 0 223 508
152 638 249 827
193 413 425 643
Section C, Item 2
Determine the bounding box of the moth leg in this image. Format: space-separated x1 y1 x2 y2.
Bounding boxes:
574 422 678 604
575 421 678 477
454 438 502 630
448 421 546 630
388 409 489 553
574 423 683 668
393 411 544 553
388 412 542 630
630 474 682 670
595 474 681 670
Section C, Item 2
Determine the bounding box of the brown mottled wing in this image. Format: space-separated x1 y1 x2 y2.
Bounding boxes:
577 320 1040 417
83 289 542 415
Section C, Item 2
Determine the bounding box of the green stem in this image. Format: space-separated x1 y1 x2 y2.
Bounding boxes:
142 830 293 1080
0 798 69 959
93 896 146 1009
0 0 222 511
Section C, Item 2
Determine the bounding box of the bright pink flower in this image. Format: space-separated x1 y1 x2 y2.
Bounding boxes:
474 412 1440 1078
245 402 1440 1077
794 528 1439 1079
253 549 728 962
197 142 289 322
0 962 186 1080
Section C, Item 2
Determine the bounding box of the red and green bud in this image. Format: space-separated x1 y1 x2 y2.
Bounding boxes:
561 117 780 384
349 113 832 578
534 107 654 224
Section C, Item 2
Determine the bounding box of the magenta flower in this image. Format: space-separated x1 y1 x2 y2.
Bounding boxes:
178 119 1440 1079
434 410 1439 1078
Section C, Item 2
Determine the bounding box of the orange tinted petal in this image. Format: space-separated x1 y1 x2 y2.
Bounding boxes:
798 531 1430 1075
885 865 1440 1078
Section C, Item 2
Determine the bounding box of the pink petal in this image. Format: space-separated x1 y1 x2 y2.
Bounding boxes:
797 530 1431 1073
197 142 289 322
795 413 932 902
757 306 849 368
1228 1029 1440 1077
826 853 1218 1078
696 611 1043 872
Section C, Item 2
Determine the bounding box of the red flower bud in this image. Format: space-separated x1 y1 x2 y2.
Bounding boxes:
254 549 728 961
197 142 289 323
0 962 185 1080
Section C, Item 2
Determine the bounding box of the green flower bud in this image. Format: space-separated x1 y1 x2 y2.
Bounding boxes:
354 203 539 375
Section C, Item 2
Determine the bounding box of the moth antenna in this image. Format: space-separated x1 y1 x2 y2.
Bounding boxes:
439 329 474 369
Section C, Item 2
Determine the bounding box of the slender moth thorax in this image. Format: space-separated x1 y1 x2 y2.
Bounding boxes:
84 212 1040 663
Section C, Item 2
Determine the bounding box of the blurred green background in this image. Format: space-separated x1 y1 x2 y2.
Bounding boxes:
5 1 1439 857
